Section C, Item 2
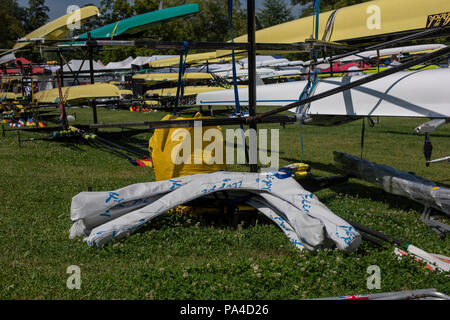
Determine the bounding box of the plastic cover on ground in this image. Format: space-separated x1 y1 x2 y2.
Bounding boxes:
69 171 361 252
333 151 450 215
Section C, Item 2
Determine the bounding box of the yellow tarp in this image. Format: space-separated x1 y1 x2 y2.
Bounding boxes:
34 83 121 104
145 86 227 97
13 6 100 51
133 72 213 83
218 0 450 55
149 113 227 181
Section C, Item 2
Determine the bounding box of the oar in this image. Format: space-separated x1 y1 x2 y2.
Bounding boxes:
94 134 150 159
88 137 151 167
93 137 152 167
68 127 151 167
344 218 450 272
428 156 450 164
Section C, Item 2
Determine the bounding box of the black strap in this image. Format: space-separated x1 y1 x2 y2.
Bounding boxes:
360 118 366 158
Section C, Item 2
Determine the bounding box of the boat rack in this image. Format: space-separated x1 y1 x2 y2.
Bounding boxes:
6 1 450 173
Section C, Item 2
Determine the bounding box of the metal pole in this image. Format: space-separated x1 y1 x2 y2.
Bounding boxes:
56 69 68 130
89 114 299 130
377 49 380 73
57 49 64 87
88 33 98 126
247 0 257 173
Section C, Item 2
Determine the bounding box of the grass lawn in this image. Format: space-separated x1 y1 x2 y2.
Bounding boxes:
0 105 449 300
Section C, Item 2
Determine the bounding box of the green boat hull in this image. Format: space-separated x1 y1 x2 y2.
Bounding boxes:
75 4 199 39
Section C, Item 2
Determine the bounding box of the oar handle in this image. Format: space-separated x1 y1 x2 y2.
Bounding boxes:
343 218 405 247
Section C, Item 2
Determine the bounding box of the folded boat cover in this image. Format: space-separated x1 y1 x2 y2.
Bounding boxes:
69 171 361 251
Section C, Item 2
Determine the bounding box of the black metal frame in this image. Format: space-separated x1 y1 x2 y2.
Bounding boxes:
6 1 450 173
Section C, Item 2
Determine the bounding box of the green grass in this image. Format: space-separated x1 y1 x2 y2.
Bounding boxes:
0 106 449 300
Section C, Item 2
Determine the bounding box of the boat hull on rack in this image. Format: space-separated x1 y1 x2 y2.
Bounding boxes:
196 68 450 119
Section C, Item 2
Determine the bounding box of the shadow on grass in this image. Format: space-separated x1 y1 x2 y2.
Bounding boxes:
93 130 152 157
318 180 425 214
61 142 87 152
376 130 450 138
135 204 275 236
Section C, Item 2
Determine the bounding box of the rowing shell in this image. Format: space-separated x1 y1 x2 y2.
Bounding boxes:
196 68 450 119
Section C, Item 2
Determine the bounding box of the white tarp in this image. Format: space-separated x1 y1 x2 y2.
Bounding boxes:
104 57 134 70
69 171 361 251
99 56 179 71
238 55 290 69
63 59 105 72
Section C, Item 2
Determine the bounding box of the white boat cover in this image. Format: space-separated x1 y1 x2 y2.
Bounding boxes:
70 171 361 251
238 55 290 69
85 56 179 71
63 59 105 72
104 57 134 70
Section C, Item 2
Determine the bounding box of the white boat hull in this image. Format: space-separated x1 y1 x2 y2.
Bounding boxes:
196 68 450 119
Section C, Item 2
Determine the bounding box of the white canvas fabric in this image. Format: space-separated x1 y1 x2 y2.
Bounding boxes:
104 57 134 70
70 171 361 251
63 59 105 72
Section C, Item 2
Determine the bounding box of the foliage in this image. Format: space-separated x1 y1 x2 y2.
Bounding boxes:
100 0 136 25
23 0 49 33
257 0 294 29
98 0 247 64
0 0 25 49
291 0 371 17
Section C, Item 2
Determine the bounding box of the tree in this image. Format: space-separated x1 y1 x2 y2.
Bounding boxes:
257 0 294 28
132 0 246 42
73 4 104 38
0 0 25 49
99 0 135 25
23 0 49 33
291 0 370 17
98 0 248 64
